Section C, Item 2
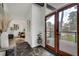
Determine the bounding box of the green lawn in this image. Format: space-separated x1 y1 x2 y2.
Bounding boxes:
67 35 75 43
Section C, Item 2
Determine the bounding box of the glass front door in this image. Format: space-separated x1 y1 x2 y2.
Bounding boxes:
46 15 55 47
59 5 77 55
45 4 78 56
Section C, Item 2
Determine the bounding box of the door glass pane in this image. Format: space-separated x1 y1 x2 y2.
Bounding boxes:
59 5 77 55
46 15 55 47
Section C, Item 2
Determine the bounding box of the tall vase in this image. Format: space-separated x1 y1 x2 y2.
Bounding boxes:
0 32 9 48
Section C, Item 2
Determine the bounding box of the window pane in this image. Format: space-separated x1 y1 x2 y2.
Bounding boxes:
59 5 77 55
59 6 77 32
46 15 55 47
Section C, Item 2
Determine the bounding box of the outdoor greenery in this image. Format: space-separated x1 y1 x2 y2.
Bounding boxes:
62 11 77 32
61 8 77 43
46 6 77 43
61 33 76 43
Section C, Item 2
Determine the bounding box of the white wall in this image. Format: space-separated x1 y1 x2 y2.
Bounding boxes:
31 4 45 47
25 6 32 46
41 4 45 47
7 19 26 36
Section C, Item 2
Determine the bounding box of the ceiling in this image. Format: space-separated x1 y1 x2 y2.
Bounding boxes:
46 3 69 15
4 3 32 18
3 3 70 18
48 3 68 9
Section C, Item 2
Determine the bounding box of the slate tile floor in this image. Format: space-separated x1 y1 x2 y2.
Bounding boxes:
32 47 55 56
6 42 55 56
